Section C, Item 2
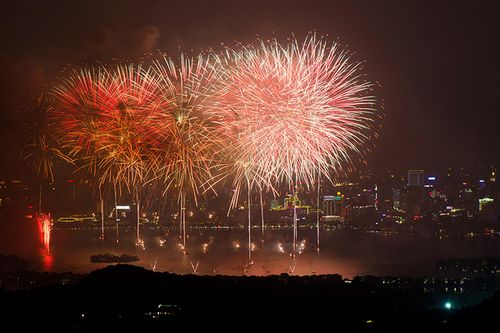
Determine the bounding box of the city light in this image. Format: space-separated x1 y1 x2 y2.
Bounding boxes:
136 239 145 250
1 2 498 330
277 242 285 253
36 213 51 256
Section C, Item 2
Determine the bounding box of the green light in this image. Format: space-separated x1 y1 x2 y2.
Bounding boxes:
444 302 452 310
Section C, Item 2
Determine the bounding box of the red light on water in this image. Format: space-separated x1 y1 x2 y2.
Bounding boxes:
42 253 54 271
35 213 52 257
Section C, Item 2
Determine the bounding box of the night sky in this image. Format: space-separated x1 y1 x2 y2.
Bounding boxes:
1 0 499 176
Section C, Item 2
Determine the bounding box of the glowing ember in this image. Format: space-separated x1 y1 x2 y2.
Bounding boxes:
35 213 52 256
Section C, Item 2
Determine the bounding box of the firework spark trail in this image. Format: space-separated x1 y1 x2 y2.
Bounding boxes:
36 213 51 255
213 36 376 189
151 54 226 250
210 34 378 256
51 67 113 240
48 34 378 262
51 64 167 241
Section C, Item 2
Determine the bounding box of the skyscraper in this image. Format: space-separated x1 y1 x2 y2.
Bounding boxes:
392 188 401 211
323 193 344 218
407 170 424 187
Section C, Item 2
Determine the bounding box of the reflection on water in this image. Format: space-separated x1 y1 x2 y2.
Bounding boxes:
0 228 500 277
35 214 51 255
2 223 500 278
35 214 53 271
41 252 53 271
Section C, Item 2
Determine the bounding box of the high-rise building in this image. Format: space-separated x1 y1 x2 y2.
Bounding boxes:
323 193 344 217
323 196 335 216
479 197 496 220
401 186 424 217
392 188 401 211
479 197 494 212
407 170 424 187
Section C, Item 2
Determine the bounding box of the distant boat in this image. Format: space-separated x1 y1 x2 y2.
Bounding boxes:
90 253 139 263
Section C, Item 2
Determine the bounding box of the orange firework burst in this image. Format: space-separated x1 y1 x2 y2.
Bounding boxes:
51 63 167 191
150 53 226 247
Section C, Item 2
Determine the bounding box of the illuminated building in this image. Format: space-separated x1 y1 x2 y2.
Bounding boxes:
402 187 423 218
426 189 448 215
392 189 401 211
459 186 476 217
425 176 437 190
478 198 496 220
284 193 301 209
342 185 378 219
322 193 344 221
407 170 424 187
269 193 311 214
479 197 493 211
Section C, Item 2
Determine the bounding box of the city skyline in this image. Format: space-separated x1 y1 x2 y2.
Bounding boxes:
1 1 499 330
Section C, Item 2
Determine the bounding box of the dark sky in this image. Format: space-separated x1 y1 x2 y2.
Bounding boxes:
1 0 499 176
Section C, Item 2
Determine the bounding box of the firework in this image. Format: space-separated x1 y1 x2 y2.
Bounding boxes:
210 35 377 256
214 35 376 188
19 93 72 214
151 54 224 249
36 213 51 256
46 34 378 261
51 63 167 240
